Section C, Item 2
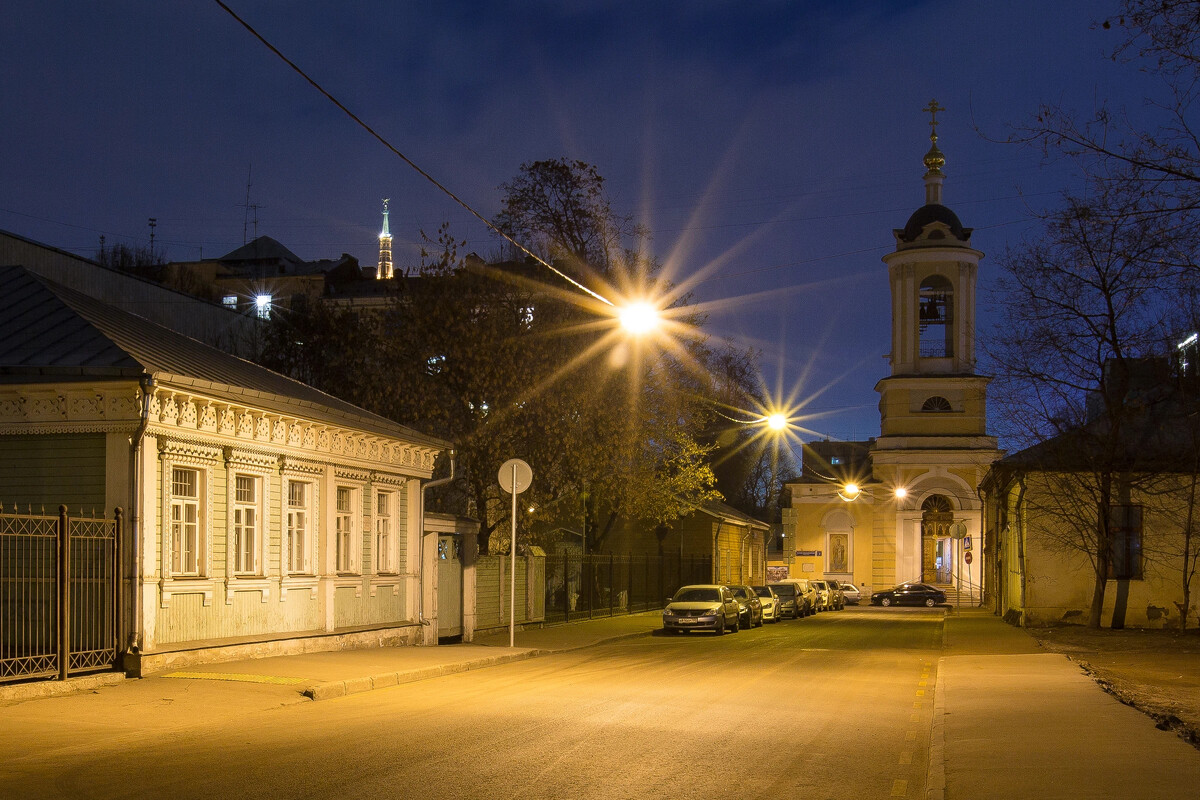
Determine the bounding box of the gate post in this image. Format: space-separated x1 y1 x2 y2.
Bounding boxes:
57 505 70 681
114 508 124 667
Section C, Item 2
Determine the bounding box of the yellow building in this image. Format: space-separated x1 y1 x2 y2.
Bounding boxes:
781 106 1001 600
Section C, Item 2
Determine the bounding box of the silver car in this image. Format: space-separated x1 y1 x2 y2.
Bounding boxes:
835 580 862 605
662 584 741 634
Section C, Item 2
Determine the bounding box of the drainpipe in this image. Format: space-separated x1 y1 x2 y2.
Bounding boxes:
418 450 455 631
126 374 156 658
741 531 754 583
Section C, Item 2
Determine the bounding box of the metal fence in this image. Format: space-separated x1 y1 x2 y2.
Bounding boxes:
0 506 122 683
543 552 712 623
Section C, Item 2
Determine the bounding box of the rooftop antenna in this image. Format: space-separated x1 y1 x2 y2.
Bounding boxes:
238 164 264 244
148 218 157 256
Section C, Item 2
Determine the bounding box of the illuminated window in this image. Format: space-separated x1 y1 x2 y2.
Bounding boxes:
255 294 272 319
170 468 202 577
335 486 358 574
520 306 534 327
286 480 312 574
232 474 260 575
222 295 238 309
426 355 446 375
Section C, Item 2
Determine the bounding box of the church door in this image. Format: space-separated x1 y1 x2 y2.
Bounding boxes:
921 496 953 584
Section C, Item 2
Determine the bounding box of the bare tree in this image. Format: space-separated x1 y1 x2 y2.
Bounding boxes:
987 177 1184 627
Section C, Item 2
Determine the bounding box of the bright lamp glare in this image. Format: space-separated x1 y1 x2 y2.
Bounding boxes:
618 302 659 334
766 413 788 431
894 487 908 499
843 483 860 498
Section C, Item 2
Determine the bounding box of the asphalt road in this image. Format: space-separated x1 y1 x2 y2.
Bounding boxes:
1 607 944 800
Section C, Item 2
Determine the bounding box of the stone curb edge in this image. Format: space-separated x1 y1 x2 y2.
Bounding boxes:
303 628 655 701
926 656 947 800
0 671 126 704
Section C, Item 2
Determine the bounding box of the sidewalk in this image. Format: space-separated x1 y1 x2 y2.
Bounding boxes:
0 612 661 706
160 612 660 701
932 608 1200 800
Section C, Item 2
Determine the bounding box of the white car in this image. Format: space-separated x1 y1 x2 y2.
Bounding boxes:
752 585 781 622
835 581 862 605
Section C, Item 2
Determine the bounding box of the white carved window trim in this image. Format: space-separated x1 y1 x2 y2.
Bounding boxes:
335 484 362 576
160 442 219 608
285 478 316 576
375 488 397 575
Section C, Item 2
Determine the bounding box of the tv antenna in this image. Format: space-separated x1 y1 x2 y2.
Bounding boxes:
238 165 264 243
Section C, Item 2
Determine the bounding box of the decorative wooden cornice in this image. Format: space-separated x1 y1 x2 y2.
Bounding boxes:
0 382 440 476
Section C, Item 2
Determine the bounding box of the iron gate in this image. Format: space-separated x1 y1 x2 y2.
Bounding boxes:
0 506 122 683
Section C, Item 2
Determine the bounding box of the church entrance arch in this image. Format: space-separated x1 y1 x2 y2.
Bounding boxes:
921 495 953 584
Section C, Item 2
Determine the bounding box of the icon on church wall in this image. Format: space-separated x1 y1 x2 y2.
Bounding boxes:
828 533 849 573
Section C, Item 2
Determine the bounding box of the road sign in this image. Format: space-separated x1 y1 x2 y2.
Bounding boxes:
964 551 973 565
949 521 968 539
498 458 533 648
498 459 532 494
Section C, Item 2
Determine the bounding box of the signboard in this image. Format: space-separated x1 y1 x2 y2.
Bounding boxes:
948 521 968 540
964 535 973 551
796 550 822 557
964 551 973 565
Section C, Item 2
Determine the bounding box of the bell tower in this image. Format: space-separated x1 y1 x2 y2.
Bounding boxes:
876 101 990 441
377 198 394 280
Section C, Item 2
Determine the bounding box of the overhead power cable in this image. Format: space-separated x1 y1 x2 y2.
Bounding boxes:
212 0 614 308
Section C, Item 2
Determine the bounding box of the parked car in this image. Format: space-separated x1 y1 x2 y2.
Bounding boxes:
751 585 781 622
869 581 947 607
771 579 818 617
730 585 764 628
835 581 863 605
766 581 802 619
662 584 741 633
810 579 835 611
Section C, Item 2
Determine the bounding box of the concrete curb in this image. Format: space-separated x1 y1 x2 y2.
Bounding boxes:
303 627 656 701
0 671 126 704
304 649 546 700
926 657 947 800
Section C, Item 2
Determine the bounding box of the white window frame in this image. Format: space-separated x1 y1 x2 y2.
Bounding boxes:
375 489 397 575
170 466 203 577
285 479 315 576
231 473 264 576
335 485 361 575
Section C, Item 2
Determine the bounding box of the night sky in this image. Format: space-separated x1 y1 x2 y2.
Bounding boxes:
1 1 1145 447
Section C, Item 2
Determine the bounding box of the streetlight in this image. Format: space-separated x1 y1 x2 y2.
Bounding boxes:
617 301 660 335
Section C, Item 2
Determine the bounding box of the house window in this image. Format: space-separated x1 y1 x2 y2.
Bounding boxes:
286 480 312 574
255 294 272 320
232 474 260 575
335 486 358 574
1108 505 1143 580
376 490 396 574
170 467 202 577
222 295 238 309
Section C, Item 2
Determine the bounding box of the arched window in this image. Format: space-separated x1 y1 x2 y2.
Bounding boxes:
918 275 953 358
921 495 953 538
921 396 952 412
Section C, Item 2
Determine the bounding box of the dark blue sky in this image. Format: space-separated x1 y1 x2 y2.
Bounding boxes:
1 1 1148 446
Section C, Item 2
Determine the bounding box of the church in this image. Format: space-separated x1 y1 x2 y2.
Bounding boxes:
780 103 1001 601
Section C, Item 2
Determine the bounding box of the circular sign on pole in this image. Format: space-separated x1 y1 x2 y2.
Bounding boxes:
498 458 532 494
948 521 968 540
964 551 973 565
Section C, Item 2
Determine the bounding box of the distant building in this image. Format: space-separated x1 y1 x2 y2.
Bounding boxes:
782 106 1001 599
163 236 360 317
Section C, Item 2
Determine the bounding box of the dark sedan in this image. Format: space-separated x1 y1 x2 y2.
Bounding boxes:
869 582 947 607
